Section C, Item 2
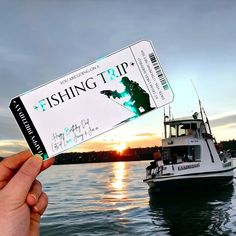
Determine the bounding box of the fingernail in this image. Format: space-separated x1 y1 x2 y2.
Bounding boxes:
35 154 43 159
32 155 43 164
31 155 43 167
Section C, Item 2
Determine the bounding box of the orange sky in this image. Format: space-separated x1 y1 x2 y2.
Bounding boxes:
73 134 162 153
0 132 162 157
0 1 236 159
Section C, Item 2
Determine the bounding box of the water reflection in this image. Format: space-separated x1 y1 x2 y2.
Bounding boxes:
101 162 129 205
149 186 235 235
111 162 126 191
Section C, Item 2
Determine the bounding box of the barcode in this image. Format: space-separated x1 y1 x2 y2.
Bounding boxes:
149 53 169 90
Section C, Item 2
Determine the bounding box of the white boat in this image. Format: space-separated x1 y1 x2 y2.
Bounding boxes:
143 109 235 193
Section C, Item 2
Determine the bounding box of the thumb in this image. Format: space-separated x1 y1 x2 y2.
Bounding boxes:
6 155 43 201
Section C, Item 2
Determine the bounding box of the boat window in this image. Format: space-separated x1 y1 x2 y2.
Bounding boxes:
162 145 201 164
167 123 199 138
169 125 177 138
193 146 201 161
178 125 187 136
177 123 198 137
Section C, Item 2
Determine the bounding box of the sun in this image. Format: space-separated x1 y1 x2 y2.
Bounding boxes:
115 142 127 154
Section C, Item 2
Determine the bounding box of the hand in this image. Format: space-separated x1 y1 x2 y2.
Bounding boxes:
0 150 55 236
100 90 113 98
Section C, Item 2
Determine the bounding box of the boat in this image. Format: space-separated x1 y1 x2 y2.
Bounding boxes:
143 107 235 193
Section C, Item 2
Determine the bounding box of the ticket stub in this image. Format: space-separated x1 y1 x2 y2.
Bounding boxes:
9 40 174 160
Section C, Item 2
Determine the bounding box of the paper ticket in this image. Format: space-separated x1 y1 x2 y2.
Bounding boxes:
9 40 174 160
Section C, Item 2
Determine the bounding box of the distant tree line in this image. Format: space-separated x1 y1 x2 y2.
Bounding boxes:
221 139 236 151
220 139 236 157
0 140 235 163
54 146 160 165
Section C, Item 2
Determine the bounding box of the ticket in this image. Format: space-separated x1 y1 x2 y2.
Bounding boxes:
9 40 174 160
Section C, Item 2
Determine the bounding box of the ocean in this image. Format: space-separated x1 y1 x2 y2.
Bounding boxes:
39 160 236 236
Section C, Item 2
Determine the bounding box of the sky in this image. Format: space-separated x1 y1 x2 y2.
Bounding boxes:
0 0 235 157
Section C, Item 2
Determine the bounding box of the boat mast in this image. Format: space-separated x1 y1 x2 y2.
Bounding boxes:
191 80 210 133
202 107 217 144
191 81 216 161
163 106 170 138
191 80 215 137
164 107 167 138
191 80 204 120
202 107 212 135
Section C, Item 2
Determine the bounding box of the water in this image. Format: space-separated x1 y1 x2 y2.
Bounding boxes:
39 161 236 236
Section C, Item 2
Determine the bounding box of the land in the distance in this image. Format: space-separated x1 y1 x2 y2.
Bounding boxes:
54 139 236 165
54 146 159 165
0 139 235 164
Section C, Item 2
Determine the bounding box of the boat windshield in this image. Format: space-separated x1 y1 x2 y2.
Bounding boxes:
167 122 198 138
162 145 201 165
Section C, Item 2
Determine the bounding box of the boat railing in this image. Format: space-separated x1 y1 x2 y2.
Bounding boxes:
219 150 232 162
146 160 165 178
202 132 213 139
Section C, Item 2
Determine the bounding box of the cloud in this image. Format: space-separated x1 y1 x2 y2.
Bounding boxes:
0 113 23 140
134 132 157 137
210 113 236 128
0 139 28 157
1 0 236 155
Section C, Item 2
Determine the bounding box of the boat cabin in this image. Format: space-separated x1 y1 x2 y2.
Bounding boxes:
162 145 201 164
164 117 209 139
162 118 208 165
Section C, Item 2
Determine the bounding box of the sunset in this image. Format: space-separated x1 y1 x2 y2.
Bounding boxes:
0 1 236 235
114 142 127 155
0 0 235 157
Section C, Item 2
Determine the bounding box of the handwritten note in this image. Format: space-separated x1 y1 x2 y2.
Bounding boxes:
51 119 98 152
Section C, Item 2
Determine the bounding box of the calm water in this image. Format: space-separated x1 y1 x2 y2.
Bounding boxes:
39 160 236 236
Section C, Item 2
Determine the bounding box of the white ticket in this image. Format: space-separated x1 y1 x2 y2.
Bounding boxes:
9 40 173 160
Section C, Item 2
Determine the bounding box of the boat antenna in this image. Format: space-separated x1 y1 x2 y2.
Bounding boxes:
191 80 215 139
168 105 172 120
202 107 213 136
163 107 167 138
191 80 204 120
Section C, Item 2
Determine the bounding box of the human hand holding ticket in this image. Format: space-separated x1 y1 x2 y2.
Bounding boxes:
0 150 54 235
9 40 174 160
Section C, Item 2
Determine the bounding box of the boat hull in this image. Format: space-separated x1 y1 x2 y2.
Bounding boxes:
145 170 234 193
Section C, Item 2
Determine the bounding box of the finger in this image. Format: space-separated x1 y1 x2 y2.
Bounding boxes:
0 150 53 176
0 150 32 184
32 192 48 215
29 192 48 236
5 155 43 200
29 214 40 236
26 180 42 206
1 149 32 170
41 157 55 172
0 152 54 191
